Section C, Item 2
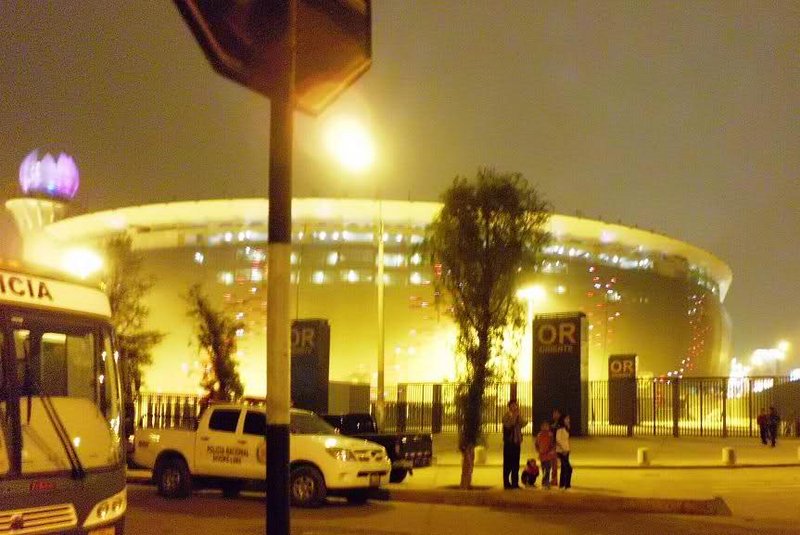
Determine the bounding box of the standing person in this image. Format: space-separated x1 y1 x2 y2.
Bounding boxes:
502 399 527 489
550 408 562 487
757 408 769 445
556 414 573 490
535 421 557 489
768 406 780 447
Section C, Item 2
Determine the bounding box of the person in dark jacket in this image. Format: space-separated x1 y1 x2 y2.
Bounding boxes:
768 406 780 447
502 399 527 489
757 408 769 445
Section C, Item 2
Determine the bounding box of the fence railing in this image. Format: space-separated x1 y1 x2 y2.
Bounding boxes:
134 376 800 438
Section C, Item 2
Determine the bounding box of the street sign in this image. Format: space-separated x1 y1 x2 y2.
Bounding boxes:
291 319 331 414
532 313 589 436
174 0 371 115
608 354 638 427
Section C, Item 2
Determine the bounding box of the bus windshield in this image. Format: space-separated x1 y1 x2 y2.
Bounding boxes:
1 310 123 477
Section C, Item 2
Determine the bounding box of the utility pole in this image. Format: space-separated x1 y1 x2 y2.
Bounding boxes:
265 3 295 533
375 201 385 428
171 3 371 533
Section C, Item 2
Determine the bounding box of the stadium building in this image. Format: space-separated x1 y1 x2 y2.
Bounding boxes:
13 197 732 397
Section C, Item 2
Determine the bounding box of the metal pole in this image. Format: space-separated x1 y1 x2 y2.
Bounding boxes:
375 202 385 428
266 1 295 534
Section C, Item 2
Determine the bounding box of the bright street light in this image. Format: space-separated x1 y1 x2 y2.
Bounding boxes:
61 247 103 279
516 284 547 303
323 115 375 173
750 341 791 376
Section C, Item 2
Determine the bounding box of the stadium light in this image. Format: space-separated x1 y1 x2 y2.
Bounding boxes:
323 115 375 173
516 284 547 303
61 248 103 279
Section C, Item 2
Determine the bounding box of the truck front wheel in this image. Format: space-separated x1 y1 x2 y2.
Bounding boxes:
389 468 408 483
156 457 192 499
290 465 326 507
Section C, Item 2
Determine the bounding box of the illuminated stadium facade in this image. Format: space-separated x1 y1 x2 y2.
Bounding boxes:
33 198 732 397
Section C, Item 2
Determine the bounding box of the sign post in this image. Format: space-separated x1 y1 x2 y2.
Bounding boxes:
531 313 588 435
608 354 638 435
290 319 331 414
264 4 295 532
172 2 371 533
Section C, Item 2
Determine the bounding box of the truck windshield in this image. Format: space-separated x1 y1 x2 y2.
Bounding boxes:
290 411 337 435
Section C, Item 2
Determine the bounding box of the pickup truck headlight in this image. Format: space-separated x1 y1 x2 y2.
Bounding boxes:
326 447 356 462
83 487 126 529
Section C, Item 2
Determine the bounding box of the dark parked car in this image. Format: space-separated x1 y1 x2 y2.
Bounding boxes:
321 413 433 483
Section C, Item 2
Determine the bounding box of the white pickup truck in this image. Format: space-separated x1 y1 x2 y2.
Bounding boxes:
132 404 391 507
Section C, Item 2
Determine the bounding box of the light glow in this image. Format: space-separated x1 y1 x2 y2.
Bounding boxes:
516 284 547 302
324 116 376 173
19 149 80 200
62 248 103 279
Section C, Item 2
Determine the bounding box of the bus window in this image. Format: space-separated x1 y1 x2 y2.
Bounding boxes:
99 330 121 432
13 329 30 393
13 329 97 401
39 331 96 400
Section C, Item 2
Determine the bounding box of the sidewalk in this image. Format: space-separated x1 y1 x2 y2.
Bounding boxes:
126 435 800 518
431 433 800 468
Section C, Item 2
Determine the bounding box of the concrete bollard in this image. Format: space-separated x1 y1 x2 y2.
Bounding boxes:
637 447 650 466
474 446 487 465
722 447 736 466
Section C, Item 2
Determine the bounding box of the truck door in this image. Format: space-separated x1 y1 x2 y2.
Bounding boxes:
240 410 267 480
195 407 248 478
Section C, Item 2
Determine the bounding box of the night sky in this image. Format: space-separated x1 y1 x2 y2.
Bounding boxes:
0 1 797 364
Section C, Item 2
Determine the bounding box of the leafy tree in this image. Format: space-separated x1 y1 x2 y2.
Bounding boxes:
186 284 244 402
103 235 164 400
425 168 550 488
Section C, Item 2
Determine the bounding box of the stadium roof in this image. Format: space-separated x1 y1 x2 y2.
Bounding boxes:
43 198 732 299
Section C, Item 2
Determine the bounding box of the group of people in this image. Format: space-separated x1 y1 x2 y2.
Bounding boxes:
757 406 781 447
502 401 572 491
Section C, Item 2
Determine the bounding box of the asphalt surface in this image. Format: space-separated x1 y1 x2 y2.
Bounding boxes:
125 484 800 535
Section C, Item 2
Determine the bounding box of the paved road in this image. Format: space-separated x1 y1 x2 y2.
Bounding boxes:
126 484 797 535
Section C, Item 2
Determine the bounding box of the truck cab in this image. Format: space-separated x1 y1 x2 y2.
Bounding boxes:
133 404 391 507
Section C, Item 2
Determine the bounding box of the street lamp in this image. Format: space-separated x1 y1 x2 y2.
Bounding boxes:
323 117 385 425
323 115 375 173
516 285 546 380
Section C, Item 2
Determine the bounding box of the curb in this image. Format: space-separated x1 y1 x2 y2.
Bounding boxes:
386 488 732 517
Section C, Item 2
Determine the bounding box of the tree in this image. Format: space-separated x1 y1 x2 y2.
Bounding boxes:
185 284 244 402
103 235 164 400
424 168 550 489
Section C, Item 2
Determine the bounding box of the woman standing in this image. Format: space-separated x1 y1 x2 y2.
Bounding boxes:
556 415 573 490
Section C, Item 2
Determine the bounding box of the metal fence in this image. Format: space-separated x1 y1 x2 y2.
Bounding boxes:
378 377 800 438
134 376 800 438
133 381 371 431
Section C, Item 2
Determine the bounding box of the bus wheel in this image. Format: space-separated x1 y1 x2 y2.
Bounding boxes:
290 465 326 507
156 457 192 499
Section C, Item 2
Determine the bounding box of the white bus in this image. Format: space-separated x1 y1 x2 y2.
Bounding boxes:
1 263 126 534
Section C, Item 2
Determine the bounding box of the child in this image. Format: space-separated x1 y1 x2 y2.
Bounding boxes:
535 421 557 489
520 458 540 487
